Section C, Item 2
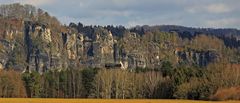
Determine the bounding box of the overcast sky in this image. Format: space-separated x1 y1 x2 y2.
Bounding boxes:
0 0 240 29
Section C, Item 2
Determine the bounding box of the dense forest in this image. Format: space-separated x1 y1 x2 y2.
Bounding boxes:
0 3 240 100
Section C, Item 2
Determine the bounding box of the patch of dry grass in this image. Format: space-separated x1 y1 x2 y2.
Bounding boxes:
0 98 239 103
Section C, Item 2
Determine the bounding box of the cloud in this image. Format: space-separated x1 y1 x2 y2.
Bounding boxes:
58 16 80 25
1 0 240 29
205 3 232 13
205 18 240 28
9 0 56 6
186 3 233 14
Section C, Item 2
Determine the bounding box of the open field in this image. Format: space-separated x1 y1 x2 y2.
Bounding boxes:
0 98 239 103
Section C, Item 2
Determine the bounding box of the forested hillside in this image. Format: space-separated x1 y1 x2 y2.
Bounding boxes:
0 3 240 100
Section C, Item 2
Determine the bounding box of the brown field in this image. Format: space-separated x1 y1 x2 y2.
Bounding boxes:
0 98 239 103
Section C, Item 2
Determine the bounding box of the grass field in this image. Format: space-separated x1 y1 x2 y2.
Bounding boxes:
0 98 239 103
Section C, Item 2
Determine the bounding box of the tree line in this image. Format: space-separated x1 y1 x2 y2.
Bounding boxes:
0 60 239 100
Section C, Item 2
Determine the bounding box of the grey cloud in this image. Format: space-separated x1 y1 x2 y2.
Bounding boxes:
0 0 240 29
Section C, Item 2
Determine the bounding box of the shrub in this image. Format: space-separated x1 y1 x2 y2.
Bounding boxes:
0 70 27 97
210 87 240 101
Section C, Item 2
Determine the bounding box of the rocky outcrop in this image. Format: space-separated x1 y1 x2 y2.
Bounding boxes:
24 21 52 73
0 19 222 73
175 48 219 67
0 63 3 70
126 53 146 69
0 39 15 70
65 33 77 60
21 22 222 72
90 30 115 67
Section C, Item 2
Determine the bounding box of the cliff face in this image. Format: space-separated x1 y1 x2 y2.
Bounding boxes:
0 18 224 72
175 49 219 67
23 22 119 71
24 21 54 73
0 18 24 71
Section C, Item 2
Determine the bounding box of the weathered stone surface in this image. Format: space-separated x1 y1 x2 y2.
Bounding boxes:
0 63 3 70
0 19 222 73
127 53 146 69
175 48 219 67
23 21 57 73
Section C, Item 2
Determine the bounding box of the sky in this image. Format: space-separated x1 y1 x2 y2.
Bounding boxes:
0 0 240 29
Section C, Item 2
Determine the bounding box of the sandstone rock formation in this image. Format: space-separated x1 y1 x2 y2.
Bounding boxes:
0 18 223 73
175 48 219 67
